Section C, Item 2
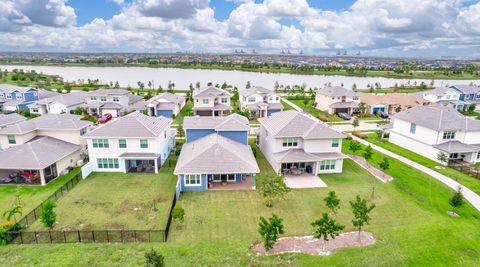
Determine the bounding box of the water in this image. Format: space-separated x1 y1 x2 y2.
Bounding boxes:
1 65 477 90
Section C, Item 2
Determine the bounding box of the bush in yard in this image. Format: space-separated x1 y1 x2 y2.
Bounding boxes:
172 204 185 227
350 195 375 236
449 187 465 215
349 141 362 153
0 227 8 246
363 145 373 161
311 213 345 251
318 114 331 122
352 131 368 139
40 199 57 229
258 214 285 250
256 173 291 207
324 191 340 216
144 249 165 267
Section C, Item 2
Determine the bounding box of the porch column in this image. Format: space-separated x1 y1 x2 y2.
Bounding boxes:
123 159 127 174
252 174 256 190
154 159 159 174
39 170 46 186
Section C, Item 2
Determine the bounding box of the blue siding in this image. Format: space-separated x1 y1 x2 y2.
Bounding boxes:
23 89 38 102
186 129 215 143
267 109 281 116
459 94 465 101
218 131 248 145
179 174 208 191
157 110 173 118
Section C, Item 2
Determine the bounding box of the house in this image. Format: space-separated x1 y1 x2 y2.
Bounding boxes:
192 86 232 116
146 92 186 118
84 89 145 117
258 110 347 175
315 86 360 115
238 86 283 118
388 106 480 165
0 114 91 185
0 84 39 112
450 85 480 111
183 114 249 144
0 113 26 128
28 91 88 115
414 87 466 110
83 111 174 174
174 134 259 192
359 93 432 115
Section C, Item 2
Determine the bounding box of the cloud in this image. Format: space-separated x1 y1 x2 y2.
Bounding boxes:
16 0 76 27
135 0 210 19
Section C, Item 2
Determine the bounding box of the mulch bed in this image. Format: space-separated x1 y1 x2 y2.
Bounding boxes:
252 231 375 256
348 155 393 183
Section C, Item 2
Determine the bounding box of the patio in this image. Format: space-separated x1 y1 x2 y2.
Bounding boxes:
209 175 254 191
284 174 327 189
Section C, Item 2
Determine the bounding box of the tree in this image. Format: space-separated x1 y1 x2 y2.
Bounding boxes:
324 191 340 215
349 140 361 153
274 80 280 91
246 80 251 89
350 195 376 236
449 187 465 213
379 158 390 173
195 81 201 89
374 130 384 140
3 205 22 222
468 104 476 114
437 152 448 165
144 249 165 267
40 199 57 229
172 204 185 226
352 117 359 130
311 213 345 251
258 214 285 250
256 173 291 207
363 145 373 161
358 102 366 117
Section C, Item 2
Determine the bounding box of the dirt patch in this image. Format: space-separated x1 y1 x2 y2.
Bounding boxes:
252 231 375 256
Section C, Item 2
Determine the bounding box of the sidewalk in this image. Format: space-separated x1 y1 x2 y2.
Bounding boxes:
353 136 480 212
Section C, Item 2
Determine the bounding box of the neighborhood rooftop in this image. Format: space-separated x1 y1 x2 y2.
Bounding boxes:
0 84 34 93
183 113 249 131
33 91 88 107
0 114 91 134
258 110 345 139
238 86 274 97
451 85 480 94
0 113 26 128
193 86 231 98
84 111 171 138
316 86 360 97
174 133 259 175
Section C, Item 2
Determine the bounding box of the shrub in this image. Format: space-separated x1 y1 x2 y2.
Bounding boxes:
352 131 368 139
172 204 185 224
258 214 285 250
144 249 165 267
40 199 57 229
318 115 331 122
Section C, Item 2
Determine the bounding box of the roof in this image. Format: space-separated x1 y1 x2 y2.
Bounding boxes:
193 86 231 98
433 141 480 153
238 86 274 97
0 84 35 94
38 89 60 99
416 87 458 97
0 136 79 170
316 86 359 97
147 93 185 106
393 106 480 131
258 110 345 139
0 113 26 128
35 91 88 107
101 102 124 109
84 111 171 138
119 152 160 158
0 114 91 135
329 101 359 108
451 85 480 94
359 93 431 107
89 89 130 96
174 133 259 174
183 113 249 131
273 149 346 163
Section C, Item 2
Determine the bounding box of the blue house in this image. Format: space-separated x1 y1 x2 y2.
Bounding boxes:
146 92 186 118
183 114 250 145
450 85 480 111
0 84 39 112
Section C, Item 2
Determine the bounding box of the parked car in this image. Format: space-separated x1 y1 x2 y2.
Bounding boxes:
99 113 112 123
337 112 352 120
376 111 389 119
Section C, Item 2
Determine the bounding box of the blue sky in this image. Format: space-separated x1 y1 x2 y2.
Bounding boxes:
0 0 479 57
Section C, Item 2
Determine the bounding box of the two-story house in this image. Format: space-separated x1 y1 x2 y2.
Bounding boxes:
315 86 360 115
174 114 259 192
28 91 88 115
192 86 232 116
83 111 174 174
0 114 92 185
238 86 283 118
84 89 145 117
146 92 186 118
414 87 466 110
388 106 480 165
258 110 347 175
0 84 39 112
450 85 480 111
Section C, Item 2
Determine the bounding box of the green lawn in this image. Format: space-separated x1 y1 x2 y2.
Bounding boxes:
281 99 295 110
0 168 81 217
289 99 325 118
364 134 480 196
172 100 193 125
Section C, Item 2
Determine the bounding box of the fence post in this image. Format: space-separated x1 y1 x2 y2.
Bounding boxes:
92 231 96 243
49 231 52 243
78 230 81 243
148 231 151 242
106 230 109 242
64 231 67 243
134 230 137 243
33 208 37 220
34 231 38 244
19 231 23 244
121 230 123 243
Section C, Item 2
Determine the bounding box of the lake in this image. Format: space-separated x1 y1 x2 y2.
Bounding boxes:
0 65 476 90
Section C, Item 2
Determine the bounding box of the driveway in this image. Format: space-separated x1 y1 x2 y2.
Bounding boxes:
284 174 327 189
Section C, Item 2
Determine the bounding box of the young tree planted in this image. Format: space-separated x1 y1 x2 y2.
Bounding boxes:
40 199 57 229
258 214 285 250
363 145 373 161
449 187 465 214
349 140 362 153
379 158 390 173
172 204 185 228
311 213 345 251
352 117 359 130
350 195 376 236
144 249 165 267
256 173 291 207
324 191 340 216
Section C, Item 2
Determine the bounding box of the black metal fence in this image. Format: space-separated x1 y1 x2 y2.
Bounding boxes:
449 161 480 179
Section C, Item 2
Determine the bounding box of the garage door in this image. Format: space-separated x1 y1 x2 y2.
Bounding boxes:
372 107 385 114
196 110 212 116
335 108 349 114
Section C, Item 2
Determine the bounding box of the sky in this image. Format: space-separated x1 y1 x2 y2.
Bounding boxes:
0 0 479 57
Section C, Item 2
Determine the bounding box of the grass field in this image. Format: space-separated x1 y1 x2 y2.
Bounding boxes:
0 168 81 217
172 100 193 125
281 99 295 110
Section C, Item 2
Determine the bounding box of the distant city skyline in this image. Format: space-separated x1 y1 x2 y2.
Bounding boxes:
0 0 479 58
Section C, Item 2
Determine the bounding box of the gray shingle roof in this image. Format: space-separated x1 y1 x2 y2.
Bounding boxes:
35 91 88 107
84 111 171 138
433 141 480 153
147 93 185 106
192 103 232 111
101 102 124 109
183 114 249 131
174 133 259 175
0 136 80 170
316 86 360 97
238 86 274 97
0 114 91 134
193 86 231 98
393 106 480 131
451 85 480 94
329 101 359 108
89 89 130 96
0 113 25 128
258 110 345 139
0 84 35 93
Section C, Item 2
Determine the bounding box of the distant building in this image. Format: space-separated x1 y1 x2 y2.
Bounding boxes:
146 92 186 118
238 86 283 118
192 86 232 116
315 86 360 115
0 84 39 112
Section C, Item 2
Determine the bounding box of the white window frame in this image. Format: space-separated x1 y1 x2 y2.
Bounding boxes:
80 128 87 136
16 94 23 100
184 174 202 186
202 99 209 104
140 139 149 148
113 96 120 102
90 96 97 101
443 131 456 140
248 97 256 103
6 94 12 99
410 123 416 134
331 138 340 148
319 159 336 171
282 137 299 147
100 96 107 102
92 139 109 148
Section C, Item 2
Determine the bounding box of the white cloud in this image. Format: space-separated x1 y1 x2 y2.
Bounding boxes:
135 0 210 19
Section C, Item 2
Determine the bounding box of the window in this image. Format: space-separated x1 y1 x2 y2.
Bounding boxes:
353 96 359 100
221 98 228 103
410 123 416 134
80 128 87 136
319 160 336 170
119 139 127 148
282 137 298 147
449 153 459 159
164 131 166 139
113 96 119 102
202 99 209 104
331 138 340 148
446 95 451 99
100 96 107 102
33 92 37 96
90 96 97 101
184 174 201 186
7 135 16 144
32 108 39 113
16 94 23 100
97 158 119 169
248 97 256 102
443 131 456 140
92 139 109 148
140 139 148 148
6 94 12 99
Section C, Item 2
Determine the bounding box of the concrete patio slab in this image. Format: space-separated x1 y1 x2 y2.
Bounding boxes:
284 174 327 189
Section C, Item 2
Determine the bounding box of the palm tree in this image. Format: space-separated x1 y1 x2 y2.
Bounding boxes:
3 205 23 222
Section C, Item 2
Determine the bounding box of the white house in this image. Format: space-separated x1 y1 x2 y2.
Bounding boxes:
192 86 232 116
84 89 145 117
388 106 480 165
258 110 347 175
414 87 466 110
29 91 88 115
315 86 360 115
238 86 283 118
83 111 175 174
146 92 186 118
